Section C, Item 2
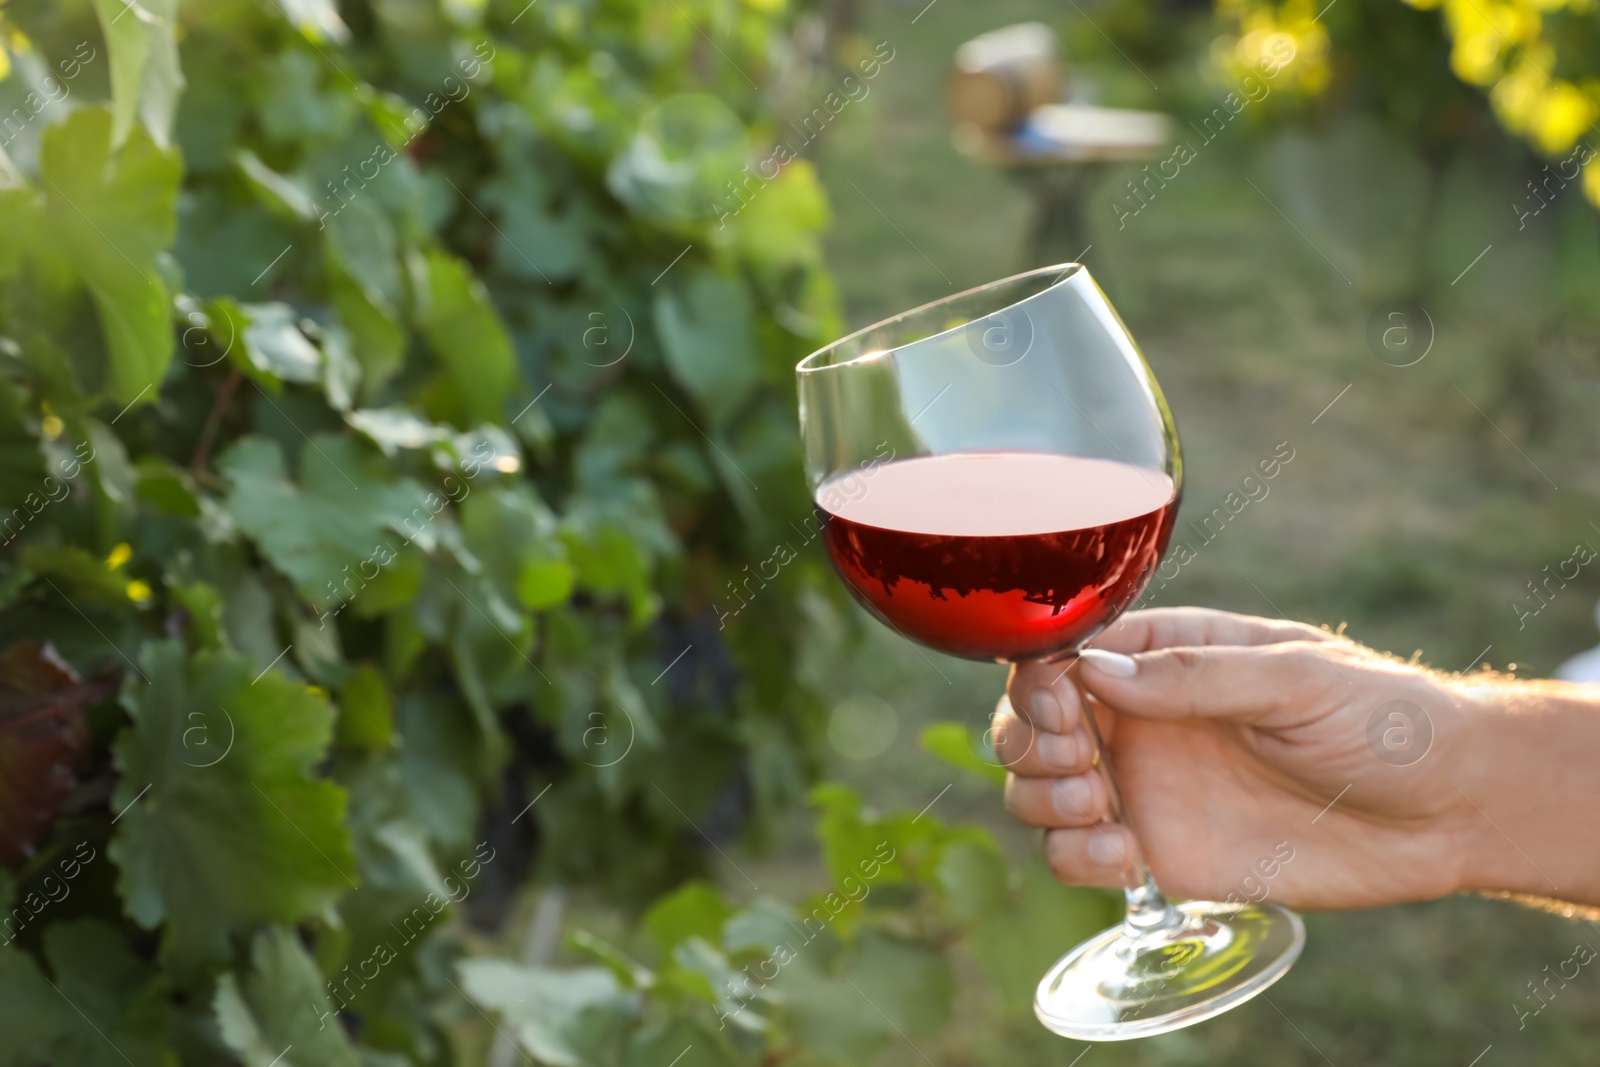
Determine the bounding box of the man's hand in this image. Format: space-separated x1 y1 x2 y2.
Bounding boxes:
992 607 1600 910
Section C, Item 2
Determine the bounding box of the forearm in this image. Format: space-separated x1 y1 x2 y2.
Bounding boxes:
1453 679 1600 906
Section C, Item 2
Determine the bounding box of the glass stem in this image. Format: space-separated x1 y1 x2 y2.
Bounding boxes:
1065 655 1186 942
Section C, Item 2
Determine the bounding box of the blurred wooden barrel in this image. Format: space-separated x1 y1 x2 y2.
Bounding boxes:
947 23 1062 132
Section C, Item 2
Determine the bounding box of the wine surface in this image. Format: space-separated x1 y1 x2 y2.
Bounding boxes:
818 452 1176 661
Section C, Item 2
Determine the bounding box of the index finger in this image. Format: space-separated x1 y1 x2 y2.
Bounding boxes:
1089 606 1336 655
1006 658 1085 734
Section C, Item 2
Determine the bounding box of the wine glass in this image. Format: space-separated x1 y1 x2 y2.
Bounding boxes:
795 264 1304 1041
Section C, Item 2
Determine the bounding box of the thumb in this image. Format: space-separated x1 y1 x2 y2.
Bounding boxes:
1076 641 1344 725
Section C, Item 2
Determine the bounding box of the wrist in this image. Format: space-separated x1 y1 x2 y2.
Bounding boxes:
1450 679 1600 905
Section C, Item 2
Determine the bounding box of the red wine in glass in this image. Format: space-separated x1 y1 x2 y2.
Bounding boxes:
817 453 1178 662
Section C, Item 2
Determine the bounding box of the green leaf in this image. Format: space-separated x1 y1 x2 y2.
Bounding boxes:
326 197 402 315
418 249 516 426
20 544 130 605
234 148 319 222
459 485 573 612
0 377 46 510
921 721 1007 785
478 169 587 281
337 662 394 749
345 408 451 456
135 457 202 517
168 578 227 650
110 641 356 969
218 434 433 609
351 546 425 617
459 959 638 1067
214 926 361 1067
278 0 352 45
329 262 406 399
92 0 185 150
234 302 323 384
653 271 762 429
643 881 731 955
0 919 177 1067
810 783 908 888
606 94 748 224
39 108 180 407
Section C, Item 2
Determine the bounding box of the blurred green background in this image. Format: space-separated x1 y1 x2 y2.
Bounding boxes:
772 0 1600 1062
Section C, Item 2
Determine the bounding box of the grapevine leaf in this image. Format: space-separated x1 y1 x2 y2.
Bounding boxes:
920 721 1007 785
459 958 638 1067
109 640 356 970
233 148 319 222
19 544 130 605
810 783 910 888
0 919 176 1067
39 108 180 407
459 485 574 612
329 262 406 398
136 458 201 514
418 249 516 426
478 169 587 282
653 271 762 429
235 302 324 384
0 377 46 510
136 0 184 150
345 407 452 456
218 434 433 609
277 0 352 45
91 0 152 148
214 925 361 1067
326 196 402 315
337 662 394 749
0 641 95 864
642 881 731 954
396 693 480 852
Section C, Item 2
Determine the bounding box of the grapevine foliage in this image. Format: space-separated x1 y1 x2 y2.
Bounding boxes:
0 0 1122 1062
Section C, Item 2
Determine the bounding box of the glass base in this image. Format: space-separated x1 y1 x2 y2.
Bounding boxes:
1034 900 1305 1041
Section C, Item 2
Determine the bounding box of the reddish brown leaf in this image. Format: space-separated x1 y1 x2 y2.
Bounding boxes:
0 642 98 865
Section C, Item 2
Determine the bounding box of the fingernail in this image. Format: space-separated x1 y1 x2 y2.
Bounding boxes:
1038 731 1078 771
1030 689 1065 732
1087 831 1127 866
1080 648 1137 678
1052 776 1093 818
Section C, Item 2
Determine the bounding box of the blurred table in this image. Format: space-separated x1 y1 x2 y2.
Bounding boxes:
948 24 1172 265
